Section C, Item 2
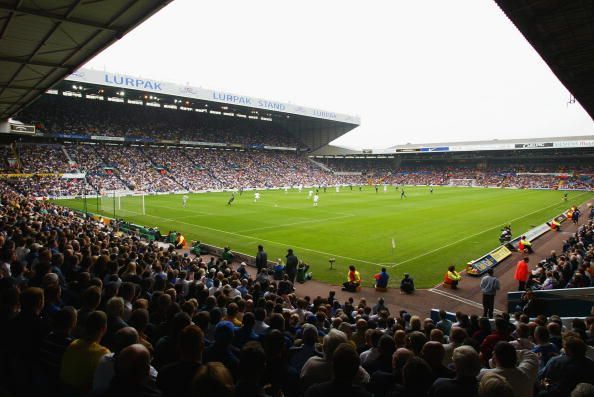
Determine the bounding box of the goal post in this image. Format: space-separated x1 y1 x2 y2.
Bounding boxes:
99 190 146 217
448 178 478 187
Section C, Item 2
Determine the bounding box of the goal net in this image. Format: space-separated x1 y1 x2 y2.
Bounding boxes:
99 190 146 217
448 178 478 187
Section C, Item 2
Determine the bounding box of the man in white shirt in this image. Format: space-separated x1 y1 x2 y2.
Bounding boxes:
478 342 538 397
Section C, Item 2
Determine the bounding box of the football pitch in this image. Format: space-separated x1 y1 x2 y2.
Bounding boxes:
55 187 593 288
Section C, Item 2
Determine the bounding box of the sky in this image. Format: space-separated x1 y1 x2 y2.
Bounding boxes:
84 0 593 149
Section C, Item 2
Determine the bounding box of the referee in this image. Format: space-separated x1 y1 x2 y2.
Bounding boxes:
480 268 500 318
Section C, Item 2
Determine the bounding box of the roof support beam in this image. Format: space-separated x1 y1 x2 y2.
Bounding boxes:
0 3 120 33
0 56 70 69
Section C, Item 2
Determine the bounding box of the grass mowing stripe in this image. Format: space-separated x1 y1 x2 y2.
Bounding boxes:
391 191 589 268
54 188 593 287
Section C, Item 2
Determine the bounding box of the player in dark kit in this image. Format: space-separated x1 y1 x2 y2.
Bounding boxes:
227 193 235 206
359 185 362 192
401 189 406 199
375 185 379 193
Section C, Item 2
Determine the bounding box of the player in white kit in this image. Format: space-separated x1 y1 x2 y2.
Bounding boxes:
383 185 387 193
335 186 340 193
308 190 313 198
254 192 261 202
313 194 319 206
182 195 189 208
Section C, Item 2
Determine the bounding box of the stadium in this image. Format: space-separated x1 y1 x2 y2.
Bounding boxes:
0 1 593 397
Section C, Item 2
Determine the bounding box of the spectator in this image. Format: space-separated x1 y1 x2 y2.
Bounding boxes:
538 336 594 397
93 327 142 394
60 310 110 394
105 344 161 397
192 362 235 397
157 325 204 397
478 341 538 397
429 345 481 397
478 372 514 397
304 343 371 397
400 273 415 294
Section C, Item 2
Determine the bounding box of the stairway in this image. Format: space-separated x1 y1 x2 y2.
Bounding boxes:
307 157 333 173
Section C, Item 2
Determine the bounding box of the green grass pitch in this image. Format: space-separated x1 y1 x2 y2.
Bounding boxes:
54 187 593 288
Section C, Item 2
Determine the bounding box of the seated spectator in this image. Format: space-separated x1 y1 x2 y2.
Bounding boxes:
235 341 268 397
374 267 389 289
93 327 142 394
192 362 235 397
400 273 415 294
203 321 239 379
429 345 481 397
538 336 594 397
342 265 362 292
304 343 371 397
60 310 110 395
444 265 462 289
391 356 434 397
104 344 160 397
300 329 369 391
38 307 77 393
422 341 455 381
478 341 538 397
478 372 514 397
532 325 559 370
157 325 204 397
289 324 321 371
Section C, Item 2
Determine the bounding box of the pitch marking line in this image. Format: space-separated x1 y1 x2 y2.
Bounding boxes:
429 288 502 314
114 209 379 266
388 192 590 269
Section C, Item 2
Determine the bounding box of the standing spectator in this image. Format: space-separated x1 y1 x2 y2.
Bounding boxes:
285 249 298 284
256 245 268 273
515 257 530 291
60 311 110 395
480 269 500 318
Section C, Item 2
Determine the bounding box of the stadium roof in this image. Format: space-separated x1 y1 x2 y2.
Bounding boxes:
495 0 594 119
0 0 173 120
311 135 594 156
50 67 360 150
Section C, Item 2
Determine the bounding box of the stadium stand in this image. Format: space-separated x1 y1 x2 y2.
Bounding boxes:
0 188 593 397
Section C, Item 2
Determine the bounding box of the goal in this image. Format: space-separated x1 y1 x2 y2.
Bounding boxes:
448 178 478 187
100 190 146 217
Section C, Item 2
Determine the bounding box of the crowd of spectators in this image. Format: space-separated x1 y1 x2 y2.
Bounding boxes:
1 140 593 197
18 95 304 148
0 187 593 397
522 218 594 291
